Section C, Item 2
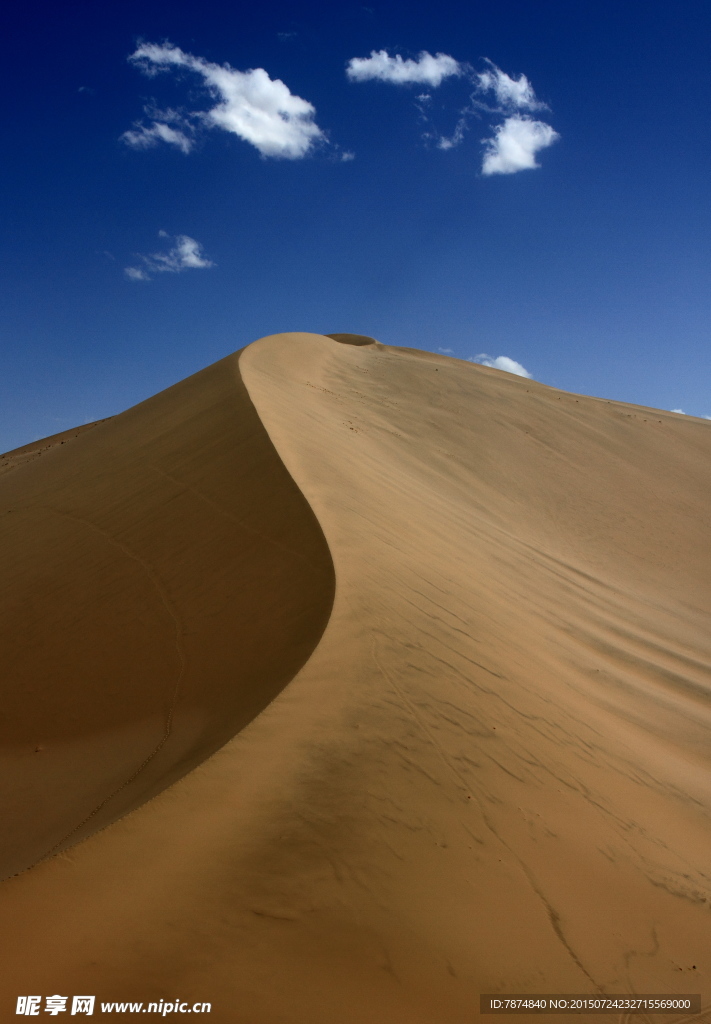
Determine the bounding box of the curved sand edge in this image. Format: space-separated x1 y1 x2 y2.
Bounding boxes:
239 332 711 1017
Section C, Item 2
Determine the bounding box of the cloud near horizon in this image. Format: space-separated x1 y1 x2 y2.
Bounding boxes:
346 50 462 87
671 408 711 420
470 353 532 378
125 232 214 281
124 42 324 159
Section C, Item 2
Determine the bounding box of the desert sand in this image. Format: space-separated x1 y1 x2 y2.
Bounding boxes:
0 331 709 1022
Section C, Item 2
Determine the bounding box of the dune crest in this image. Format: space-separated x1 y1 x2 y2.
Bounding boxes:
0 332 709 1022
326 332 379 346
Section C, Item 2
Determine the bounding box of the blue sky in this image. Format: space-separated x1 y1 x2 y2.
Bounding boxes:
2 0 710 450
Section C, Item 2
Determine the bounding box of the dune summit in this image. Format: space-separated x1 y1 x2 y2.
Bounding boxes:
1 332 710 1022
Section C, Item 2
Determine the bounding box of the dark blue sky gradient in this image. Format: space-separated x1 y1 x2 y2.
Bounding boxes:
2 0 710 449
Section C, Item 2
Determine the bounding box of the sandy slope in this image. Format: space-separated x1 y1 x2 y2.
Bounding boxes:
0 332 709 1023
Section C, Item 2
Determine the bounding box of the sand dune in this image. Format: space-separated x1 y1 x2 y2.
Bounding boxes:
1 332 709 1022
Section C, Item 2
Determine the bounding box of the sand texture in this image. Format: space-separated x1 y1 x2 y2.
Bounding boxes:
0 332 709 1022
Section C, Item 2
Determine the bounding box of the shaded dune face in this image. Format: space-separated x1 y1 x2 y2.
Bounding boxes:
0 351 335 879
0 419 114 478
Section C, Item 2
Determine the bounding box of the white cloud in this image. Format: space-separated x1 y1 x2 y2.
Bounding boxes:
345 51 558 172
671 409 711 420
346 50 462 87
121 119 193 154
481 115 558 175
125 233 214 282
470 353 532 378
124 266 149 281
436 116 469 151
126 42 323 159
477 63 544 111
438 347 454 354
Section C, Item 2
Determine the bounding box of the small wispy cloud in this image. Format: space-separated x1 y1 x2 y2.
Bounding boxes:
438 347 454 354
435 114 470 151
477 63 545 111
124 266 150 281
346 50 462 87
124 42 324 160
481 116 559 175
124 232 215 282
469 353 532 378
671 408 711 420
122 112 194 154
